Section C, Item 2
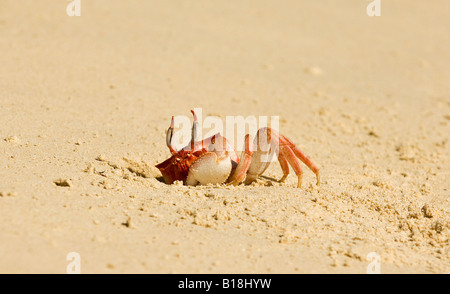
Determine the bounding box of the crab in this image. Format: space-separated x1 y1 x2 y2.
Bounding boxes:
156 110 320 188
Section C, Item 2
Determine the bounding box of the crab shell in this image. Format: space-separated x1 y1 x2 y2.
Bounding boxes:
155 149 205 184
156 133 239 185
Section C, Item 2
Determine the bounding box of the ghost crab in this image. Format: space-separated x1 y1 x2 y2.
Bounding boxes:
156 110 320 188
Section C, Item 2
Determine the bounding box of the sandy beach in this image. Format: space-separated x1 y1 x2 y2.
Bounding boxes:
0 0 448 273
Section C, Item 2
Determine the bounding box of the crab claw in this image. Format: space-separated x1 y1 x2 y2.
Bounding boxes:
185 152 232 186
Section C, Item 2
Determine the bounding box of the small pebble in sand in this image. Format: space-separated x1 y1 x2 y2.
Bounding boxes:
0 191 18 197
96 154 107 162
53 179 72 187
4 136 21 144
422 204 436 218
122 216 135 228
368 130 379 138
107 263 115 269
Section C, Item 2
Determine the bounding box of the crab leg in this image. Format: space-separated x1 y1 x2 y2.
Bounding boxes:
279 145 304 188
227 134 253 185
281 135 320 185
243 127 319 188
277 151 290 183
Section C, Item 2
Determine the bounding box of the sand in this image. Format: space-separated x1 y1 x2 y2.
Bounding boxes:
0 0 448 274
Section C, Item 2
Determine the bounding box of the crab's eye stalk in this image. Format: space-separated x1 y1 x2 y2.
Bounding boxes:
166 116 176 154
191 109 201 150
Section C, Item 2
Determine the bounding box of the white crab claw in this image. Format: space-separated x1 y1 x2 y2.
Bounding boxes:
186 152 232 186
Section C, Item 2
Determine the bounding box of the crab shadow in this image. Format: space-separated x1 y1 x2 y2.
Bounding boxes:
157 175 278 187
155 176 166 183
